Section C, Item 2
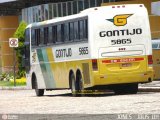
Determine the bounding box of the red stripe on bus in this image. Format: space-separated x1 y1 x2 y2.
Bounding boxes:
102 58 144 64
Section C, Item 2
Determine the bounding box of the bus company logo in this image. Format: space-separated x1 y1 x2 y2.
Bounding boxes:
2 114 7 120
107 14 133 26
2 114 18 120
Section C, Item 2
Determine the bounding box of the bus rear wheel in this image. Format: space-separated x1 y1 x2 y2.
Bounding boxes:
70 73 78 96
76 72 84 96
114 83 138 95
34 77 44 96
70 73 76 92
70 72 84 96
77 73 84 92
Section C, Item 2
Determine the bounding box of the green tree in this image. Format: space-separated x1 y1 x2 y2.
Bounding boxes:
13 21 27 78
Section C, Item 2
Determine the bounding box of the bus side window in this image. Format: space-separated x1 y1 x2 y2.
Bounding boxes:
24 28 30 72
84 19 88 40
61 24 64 43
57 24 61 43
48 26 53 44
74 21 79 41
56 24 64 43
35 29 40 46
64 23 69 42
69 22 74 41
52 25 57 43
44 27 49 45
79 20 84 40
40 28 44 45
25 28 30 43
31 29 36 46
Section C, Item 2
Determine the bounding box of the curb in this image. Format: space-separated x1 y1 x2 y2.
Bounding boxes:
0 86 160 92
138 87 160 92
0 86 28 90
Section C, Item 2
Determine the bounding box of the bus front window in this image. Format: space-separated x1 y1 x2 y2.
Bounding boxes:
24 28 30 73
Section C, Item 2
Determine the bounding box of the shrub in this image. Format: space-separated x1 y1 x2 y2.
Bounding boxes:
13 21 27 78
10 77 26 85
0 73 11 81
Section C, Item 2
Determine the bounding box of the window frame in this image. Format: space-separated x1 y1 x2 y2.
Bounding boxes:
30 16 88 46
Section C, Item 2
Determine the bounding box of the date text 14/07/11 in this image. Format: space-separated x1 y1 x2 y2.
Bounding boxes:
117 114 160 120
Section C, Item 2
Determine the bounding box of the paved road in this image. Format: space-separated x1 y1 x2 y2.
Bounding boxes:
0 90 160 120
0 90 160 114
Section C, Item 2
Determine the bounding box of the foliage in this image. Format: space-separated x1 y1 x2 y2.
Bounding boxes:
13 21 27 78
0 81 12 86
0 73 10 81
10 77 26 86
13 21 27 44
0 77 26 86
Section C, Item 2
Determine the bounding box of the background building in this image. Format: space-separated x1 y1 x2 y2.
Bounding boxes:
0 0 160 75
0 16 18 73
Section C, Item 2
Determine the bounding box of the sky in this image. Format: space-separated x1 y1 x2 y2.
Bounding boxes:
0 0 16 3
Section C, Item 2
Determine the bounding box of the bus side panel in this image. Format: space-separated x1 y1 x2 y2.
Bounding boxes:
66 59 94 88
30 48 60 89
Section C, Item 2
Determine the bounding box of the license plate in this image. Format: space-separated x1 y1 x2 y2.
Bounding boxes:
122 63 132 67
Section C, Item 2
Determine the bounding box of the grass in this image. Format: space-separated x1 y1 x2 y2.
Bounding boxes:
0 77 26 87
0 81 12 86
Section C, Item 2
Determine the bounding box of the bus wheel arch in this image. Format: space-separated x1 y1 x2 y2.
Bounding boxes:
31 72 44 96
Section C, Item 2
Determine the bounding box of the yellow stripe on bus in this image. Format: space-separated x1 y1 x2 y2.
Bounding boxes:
46 48 55 61
46 48 58 87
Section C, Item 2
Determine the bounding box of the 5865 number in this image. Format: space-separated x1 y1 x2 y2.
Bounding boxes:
79 47 88 55
111 39 132 45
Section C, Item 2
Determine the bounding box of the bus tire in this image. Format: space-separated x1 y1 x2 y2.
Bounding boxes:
70 73 78 96
77 73 84 91
34 77 44 96
76 72 84 96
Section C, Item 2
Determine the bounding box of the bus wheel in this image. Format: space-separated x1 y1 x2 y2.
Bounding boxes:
76 73 84 96
77 73 84 91
34 77 44 96
71 73 76 92
70 73 78 96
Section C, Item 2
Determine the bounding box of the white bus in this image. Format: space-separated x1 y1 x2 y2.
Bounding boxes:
24 4 153 96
